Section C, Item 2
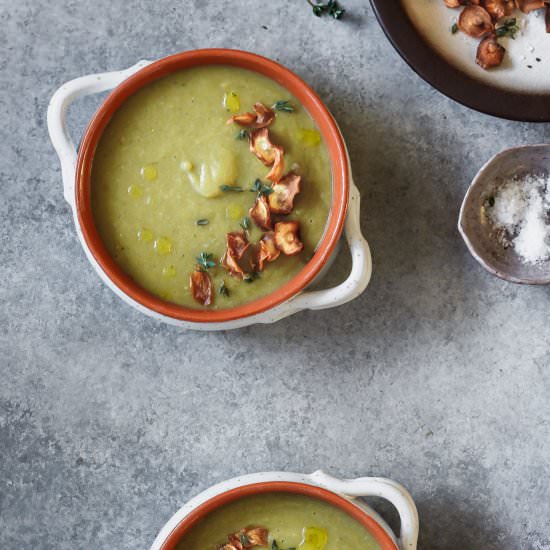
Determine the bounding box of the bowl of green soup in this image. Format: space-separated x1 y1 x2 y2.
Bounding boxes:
48 50 372 329
151 471 418 550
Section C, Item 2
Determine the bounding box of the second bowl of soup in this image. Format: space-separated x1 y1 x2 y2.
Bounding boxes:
150 471 419 550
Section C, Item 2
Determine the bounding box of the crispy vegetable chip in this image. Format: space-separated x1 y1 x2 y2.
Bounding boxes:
274 221 304 256
189 268 213 305
268 172 301 214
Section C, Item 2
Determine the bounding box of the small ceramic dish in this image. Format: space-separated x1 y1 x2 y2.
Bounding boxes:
151 470 419 550
458 144 550 284
47 50 372 330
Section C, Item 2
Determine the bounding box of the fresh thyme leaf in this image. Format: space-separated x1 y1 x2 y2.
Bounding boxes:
240 216 251 230
251 179 274 197
272 542 279 550
196 219 209 226
244 271 260 283
495 18 519 39
220 184 244 192
273 100 294 113
451 22 458 34
219 281 230 297
307 0 345 19
327 0 345 18
236 129 249 140
196 252 216 270
240 534 251 546
485 196 495 208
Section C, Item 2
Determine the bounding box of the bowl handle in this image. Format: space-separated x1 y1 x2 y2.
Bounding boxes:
265 180 372 321
309 470 419 550
47 60 153 208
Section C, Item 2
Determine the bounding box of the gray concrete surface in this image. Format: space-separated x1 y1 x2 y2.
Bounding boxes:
2 1 550 549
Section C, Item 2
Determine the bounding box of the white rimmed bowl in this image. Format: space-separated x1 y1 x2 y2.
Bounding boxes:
151 471 419 550
47 51 372 330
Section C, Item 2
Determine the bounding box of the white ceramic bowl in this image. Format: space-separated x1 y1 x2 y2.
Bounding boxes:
151 470 419 550
47 52 372 330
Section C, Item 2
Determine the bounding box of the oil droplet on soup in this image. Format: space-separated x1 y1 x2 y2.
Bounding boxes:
297 129 322 147
223 91 240 112
141 164 158 181
128 184 143 198
154 237 172 256
162 265 177 278
298 526 328 550
137 228 154 243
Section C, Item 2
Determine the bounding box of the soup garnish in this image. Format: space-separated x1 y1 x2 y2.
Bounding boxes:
186 99 308 305
217 525 330 550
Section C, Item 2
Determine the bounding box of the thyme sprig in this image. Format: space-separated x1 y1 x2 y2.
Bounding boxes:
244 271 260 283
496 18 520 39
250 179 273 197
306 0 345 19
272 100 294 112
240 216 251 230
219 281 230 297
220 184 244 192
196 252 216 271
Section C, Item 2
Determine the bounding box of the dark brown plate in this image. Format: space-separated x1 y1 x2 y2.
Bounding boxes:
370 0 550 122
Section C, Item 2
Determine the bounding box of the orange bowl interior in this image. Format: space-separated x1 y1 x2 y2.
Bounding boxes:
76 49 349 323
158 481 398 550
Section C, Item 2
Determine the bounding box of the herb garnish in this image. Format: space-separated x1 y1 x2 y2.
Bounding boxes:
236 129 249 140
272 100 294 113
451 22 458 34
196 252 216 271
240 216 251 230
240 534 251 546
484 196 495 208
307 0 345 19
251 179 274 197
196 219 209 226
220 184 244 192
272 541 295 550
219 281 230 297
244 271 260 283
496 18 519 39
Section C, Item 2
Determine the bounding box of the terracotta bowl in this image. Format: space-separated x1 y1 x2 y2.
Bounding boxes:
48 50 372 330
458 144 550 284
150 471 419 550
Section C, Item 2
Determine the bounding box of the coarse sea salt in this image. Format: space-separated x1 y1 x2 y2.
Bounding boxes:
487 173 550 264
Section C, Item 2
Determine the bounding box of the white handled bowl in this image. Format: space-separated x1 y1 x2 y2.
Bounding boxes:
151 471 418 550
47 50 372 330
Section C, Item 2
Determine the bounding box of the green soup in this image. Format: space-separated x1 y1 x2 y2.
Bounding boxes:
91 66 332 309
175 493 382 550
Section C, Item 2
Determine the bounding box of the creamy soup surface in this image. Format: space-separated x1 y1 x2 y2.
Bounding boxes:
92 66 332 309
175 493 383 550
402 1 550 93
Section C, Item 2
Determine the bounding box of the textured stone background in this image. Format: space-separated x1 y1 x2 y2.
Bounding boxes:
2 1 550 549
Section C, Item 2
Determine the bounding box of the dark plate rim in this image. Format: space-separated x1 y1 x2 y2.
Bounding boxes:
370 0 550 123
